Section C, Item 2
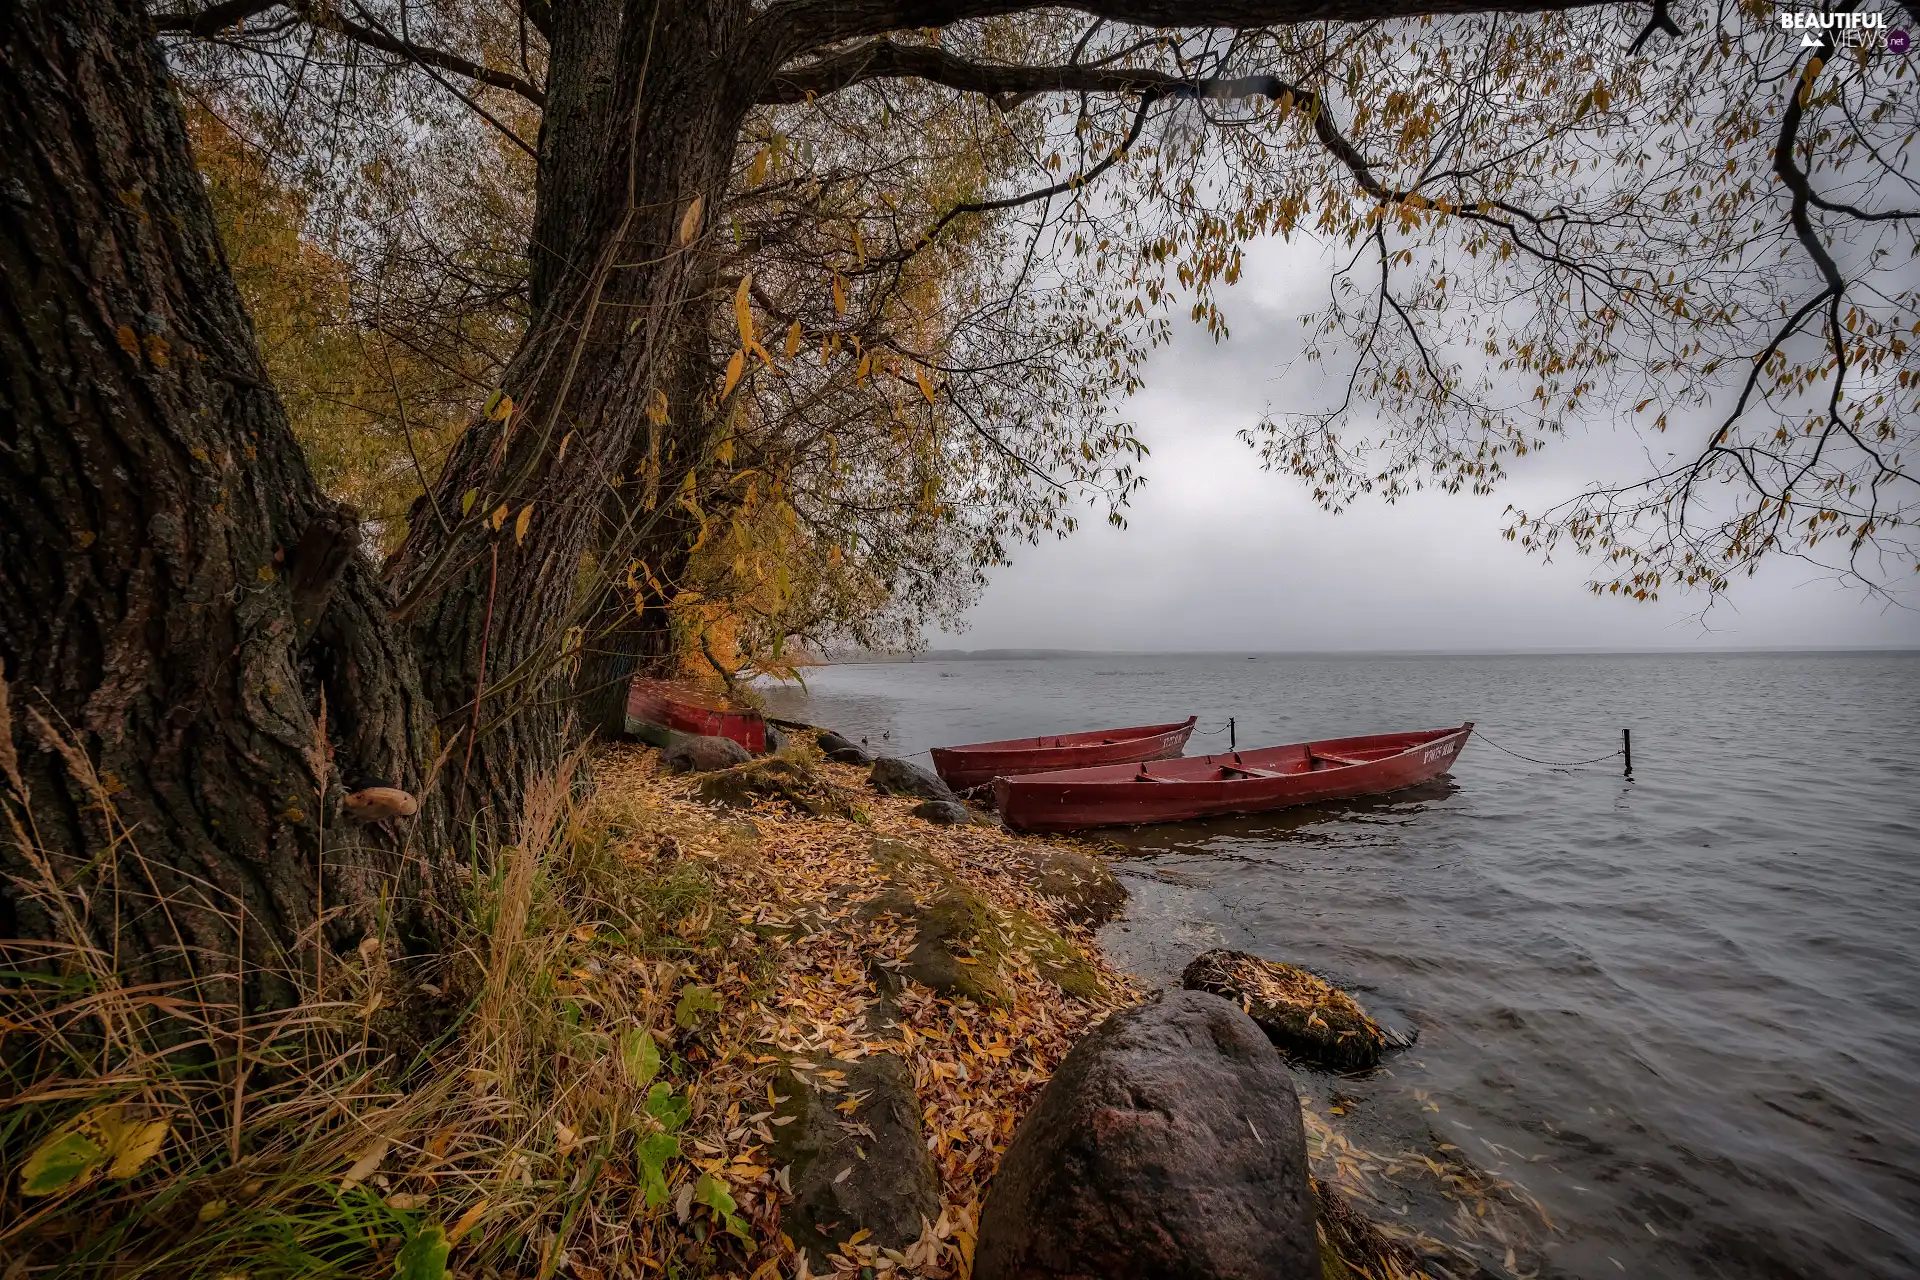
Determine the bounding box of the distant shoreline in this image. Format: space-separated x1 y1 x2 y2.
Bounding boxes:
819 645 1920 664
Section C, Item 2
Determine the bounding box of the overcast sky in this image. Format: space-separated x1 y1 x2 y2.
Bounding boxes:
948 235 1920 653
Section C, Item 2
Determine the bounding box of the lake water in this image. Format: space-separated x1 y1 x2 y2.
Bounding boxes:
764 652 1920 1279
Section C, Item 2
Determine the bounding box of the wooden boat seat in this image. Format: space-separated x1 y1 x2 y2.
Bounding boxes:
1220 763 1287 779
1311 751 1371 767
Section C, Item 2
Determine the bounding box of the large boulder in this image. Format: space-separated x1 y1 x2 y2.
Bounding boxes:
771 1054 940 1268
1181 949 1390 1072
662 734 751 773
974 988 1317 1280
868 756 955 801
827 745 874 765
693 758 859 819
816 729 856 754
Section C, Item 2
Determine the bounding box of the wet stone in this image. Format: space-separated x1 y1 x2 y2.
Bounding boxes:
1181 949 1391 1073
975 988 1317 1280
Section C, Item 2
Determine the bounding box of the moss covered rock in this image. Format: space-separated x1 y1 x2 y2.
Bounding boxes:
1014 846 1127 927
867 838 1105 1004
771 1054 940 1268
1182 950 1388 1072
692 758 859 819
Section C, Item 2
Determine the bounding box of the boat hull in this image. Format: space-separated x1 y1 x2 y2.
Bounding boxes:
625 679 767 753
996 724 1473 833
930 717 1196 789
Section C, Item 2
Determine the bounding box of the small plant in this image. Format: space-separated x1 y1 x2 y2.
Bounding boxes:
0 713 778 1279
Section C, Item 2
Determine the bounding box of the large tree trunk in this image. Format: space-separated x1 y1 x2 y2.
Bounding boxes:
389 0 761 813
0 0 441 993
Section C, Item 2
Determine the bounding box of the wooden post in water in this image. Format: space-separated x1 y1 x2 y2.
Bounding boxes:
1623 728 1633 779
1229 717 1236 752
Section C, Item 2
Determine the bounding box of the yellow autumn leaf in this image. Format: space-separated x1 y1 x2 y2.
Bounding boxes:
647 388 670 424
447 1198 490 1243
748 146 769 185
104 1114 170 1180
489 503 509 531
784 320 802 359
19 1105 172 1197
915 368 937 405
831 274 846 315
514 504 533 544
722 349 745 399
733 275 754 347
677 194 703 246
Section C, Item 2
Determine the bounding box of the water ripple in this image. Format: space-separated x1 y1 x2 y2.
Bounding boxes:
768 652 1920 1279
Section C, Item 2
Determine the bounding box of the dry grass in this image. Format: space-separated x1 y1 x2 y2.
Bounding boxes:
0 715 1137 1280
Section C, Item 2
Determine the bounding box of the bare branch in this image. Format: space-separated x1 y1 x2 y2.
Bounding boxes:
151 0 284 36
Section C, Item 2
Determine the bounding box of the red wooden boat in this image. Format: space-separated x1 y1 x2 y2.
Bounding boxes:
996 723 1473 833
929 718 1196 790
625 678 766 753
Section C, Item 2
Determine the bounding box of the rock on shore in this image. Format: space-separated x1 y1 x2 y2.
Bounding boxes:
692 757 859 818
661 734 751 773
867 756 955 801
771 1054 940 1268
1181 949 1390 1072
974 988 1318 1280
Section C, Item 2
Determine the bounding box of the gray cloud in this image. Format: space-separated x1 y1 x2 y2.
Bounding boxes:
947 236 1920 652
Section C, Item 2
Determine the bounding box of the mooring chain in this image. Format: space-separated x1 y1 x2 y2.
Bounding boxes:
1470 732 1626 769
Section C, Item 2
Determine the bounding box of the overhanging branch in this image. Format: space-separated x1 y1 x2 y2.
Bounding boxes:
154 0 547 109
763 38 1288 105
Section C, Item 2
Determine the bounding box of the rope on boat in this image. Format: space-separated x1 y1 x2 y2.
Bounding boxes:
1471 732 1626 769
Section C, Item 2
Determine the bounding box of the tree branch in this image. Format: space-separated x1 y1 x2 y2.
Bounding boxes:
751 0 1612 67
298 0 546 107
151 0 285 36
764 38 1287 104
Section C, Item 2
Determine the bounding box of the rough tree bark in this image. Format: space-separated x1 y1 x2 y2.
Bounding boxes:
388 1 764 817
0 0 443 992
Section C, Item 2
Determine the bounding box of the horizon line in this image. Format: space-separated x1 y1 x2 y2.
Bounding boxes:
820 643 1920 661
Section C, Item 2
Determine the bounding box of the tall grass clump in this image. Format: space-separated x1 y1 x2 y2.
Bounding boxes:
1 677 779 1279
